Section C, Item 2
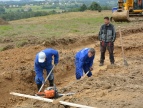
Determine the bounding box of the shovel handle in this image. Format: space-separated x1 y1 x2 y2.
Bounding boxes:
38 65 55 93
82 71 90 78
118 26 126 60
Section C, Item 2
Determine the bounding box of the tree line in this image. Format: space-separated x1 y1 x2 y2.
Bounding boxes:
0 10 57 21
0 2 112 21
69 2 112 12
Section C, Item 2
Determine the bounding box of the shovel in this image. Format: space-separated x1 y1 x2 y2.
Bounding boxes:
118 26 128 66
38 65 55 93
81 70 90 79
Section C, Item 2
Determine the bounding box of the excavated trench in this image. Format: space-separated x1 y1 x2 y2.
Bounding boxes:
0 26 143 108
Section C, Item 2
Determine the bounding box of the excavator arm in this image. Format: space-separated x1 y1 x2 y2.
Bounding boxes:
124 0 134 10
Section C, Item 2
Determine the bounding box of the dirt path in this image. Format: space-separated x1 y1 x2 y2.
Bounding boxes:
0 30 143 108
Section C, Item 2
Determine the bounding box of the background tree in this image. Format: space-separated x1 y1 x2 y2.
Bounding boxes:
79 4 87 12
89 2 102 11
0 7 5 14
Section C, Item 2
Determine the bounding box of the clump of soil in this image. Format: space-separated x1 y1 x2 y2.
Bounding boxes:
1 45 14 51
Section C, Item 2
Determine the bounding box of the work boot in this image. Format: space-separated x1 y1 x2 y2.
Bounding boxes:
99 62 104 66
111 62 114 65
37 84 42 91
49 80 54 87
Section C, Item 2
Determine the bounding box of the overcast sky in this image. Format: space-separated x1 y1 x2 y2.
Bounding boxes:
0 0 44 1
0 0 20 1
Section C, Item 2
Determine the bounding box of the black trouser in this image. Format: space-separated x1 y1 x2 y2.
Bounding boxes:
100 41 115 63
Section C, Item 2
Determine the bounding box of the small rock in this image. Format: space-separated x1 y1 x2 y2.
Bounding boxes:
58 105 65 108
20 60 26 63
100 92 106 97
5 57 9 60
3 72 12 80
103 85 111 89
83 85 91 89
108 89 112 92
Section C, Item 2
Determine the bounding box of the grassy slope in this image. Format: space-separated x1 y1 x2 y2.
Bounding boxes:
0 10 138 51
0 11 130 39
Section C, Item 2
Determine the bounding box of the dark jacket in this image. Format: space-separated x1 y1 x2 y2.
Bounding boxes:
99 24 116 42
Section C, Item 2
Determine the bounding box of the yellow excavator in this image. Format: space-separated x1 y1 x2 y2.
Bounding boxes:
112 0 143 22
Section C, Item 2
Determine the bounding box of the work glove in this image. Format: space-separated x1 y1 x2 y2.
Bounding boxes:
108 41 114 47
101 41 105 46
90 67 93 71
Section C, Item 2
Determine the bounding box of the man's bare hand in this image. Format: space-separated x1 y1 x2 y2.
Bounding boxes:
90 67 93 71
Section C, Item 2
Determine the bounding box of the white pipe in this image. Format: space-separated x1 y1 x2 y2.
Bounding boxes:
59 101 96 108
10 92 53 102
10 92 96 108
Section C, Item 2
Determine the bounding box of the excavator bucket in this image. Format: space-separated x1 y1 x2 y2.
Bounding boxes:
112 10 130 22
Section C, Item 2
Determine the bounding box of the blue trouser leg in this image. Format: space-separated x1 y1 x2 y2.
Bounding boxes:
75 58 83 80
83 64 92 77
35 76 42 85
46 64 54 86
45 65 54 81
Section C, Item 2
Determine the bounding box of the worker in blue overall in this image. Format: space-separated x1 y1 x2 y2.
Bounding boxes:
75 48 95 80
34 48 59 90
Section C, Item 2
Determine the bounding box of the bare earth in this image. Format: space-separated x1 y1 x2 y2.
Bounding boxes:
0 24 143 108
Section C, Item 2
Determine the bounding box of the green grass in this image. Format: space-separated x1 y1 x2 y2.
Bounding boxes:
5 7 21 12
0 25 13 31
5 5 62 12
0 11 140 42
16 40 28 48
0 47 3 51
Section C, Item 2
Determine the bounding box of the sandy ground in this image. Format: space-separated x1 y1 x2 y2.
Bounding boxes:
0 27 143 108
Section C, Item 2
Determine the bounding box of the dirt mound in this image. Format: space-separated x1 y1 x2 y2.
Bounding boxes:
1 45 14 51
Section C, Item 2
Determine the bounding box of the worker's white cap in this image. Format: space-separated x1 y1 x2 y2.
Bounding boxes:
38 52 46 63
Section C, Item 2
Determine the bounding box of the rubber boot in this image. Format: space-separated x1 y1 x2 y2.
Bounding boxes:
111 62 114 65
37 84 42 91
49 80 54 87
99 62 104 66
